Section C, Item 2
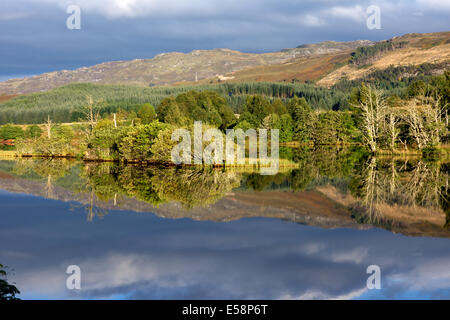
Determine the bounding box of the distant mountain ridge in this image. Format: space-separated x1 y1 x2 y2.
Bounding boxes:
0 40 372 95
0 31 449 96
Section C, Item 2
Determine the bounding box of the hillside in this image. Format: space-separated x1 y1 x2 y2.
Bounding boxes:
1 32 449 97
0 40 371 95
177 50 352 86
317 32 450 87
179 31 450 87
0 31 449 125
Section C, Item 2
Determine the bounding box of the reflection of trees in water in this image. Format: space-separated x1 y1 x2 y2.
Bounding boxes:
79 163 134 221
241 147 368 192
6 152 448 228
11 159 104 221
83 189 109 222
442 186 450 229
12 159 76 199
79 164 242 220
439 164 450 229
75 158 450 227
8 160 241 221
150 168 241 208
356 157 384 225
394 161 444 209
381 159 447 212
349 157 403 228
350 157 449 229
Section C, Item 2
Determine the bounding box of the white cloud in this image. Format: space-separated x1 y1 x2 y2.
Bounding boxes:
294 4 371 27
328 5 366 22
301 14 326 27
417 0 450 12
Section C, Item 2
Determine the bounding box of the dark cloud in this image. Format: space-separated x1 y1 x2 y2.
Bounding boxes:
0 0 449 79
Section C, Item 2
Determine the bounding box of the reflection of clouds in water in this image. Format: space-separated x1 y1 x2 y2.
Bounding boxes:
15 250 369 300
387 258 450 291
12 245 450 300
300 242 326 255
15 248 450 300
1 194 449 300
281 287 368 300
330 247 369 264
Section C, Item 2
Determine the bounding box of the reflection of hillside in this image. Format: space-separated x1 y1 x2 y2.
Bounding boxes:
0 156 448 238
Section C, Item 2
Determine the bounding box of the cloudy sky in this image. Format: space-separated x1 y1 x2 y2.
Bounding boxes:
0 0 449 80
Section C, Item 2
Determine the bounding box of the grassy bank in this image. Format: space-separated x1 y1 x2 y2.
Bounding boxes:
0 150 17 158
0 150 300 170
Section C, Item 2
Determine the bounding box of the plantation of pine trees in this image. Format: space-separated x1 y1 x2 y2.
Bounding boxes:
0 82 348 125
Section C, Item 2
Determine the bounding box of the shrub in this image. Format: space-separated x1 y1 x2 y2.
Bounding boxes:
0 124 24 140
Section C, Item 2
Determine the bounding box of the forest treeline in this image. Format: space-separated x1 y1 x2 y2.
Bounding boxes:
0 63 447 127
332 62 450 93
0 82 348 124
350 39 407 67
0 71 449 160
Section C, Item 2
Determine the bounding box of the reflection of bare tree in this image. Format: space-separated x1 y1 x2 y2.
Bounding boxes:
84 189 109 222
68 188 110 222
78 163 124 221
352 157 449 230
442 185 450 230
12 159 76 200
354 157 383 224
46 174 54 199
389 159 399 196
396 161 445 210
10 159 109 222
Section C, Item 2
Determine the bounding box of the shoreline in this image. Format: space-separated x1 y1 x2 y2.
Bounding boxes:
1 145 448 163
0 151 300 170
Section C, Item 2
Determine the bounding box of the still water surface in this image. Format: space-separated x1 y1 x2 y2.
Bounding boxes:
0 151 449 299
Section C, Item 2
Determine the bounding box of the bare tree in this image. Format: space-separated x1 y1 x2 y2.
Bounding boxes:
385 108 401 151
401 94 445 149
82 96 102 140
352 85 387 152
84 95 101 131
44 115 53 138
